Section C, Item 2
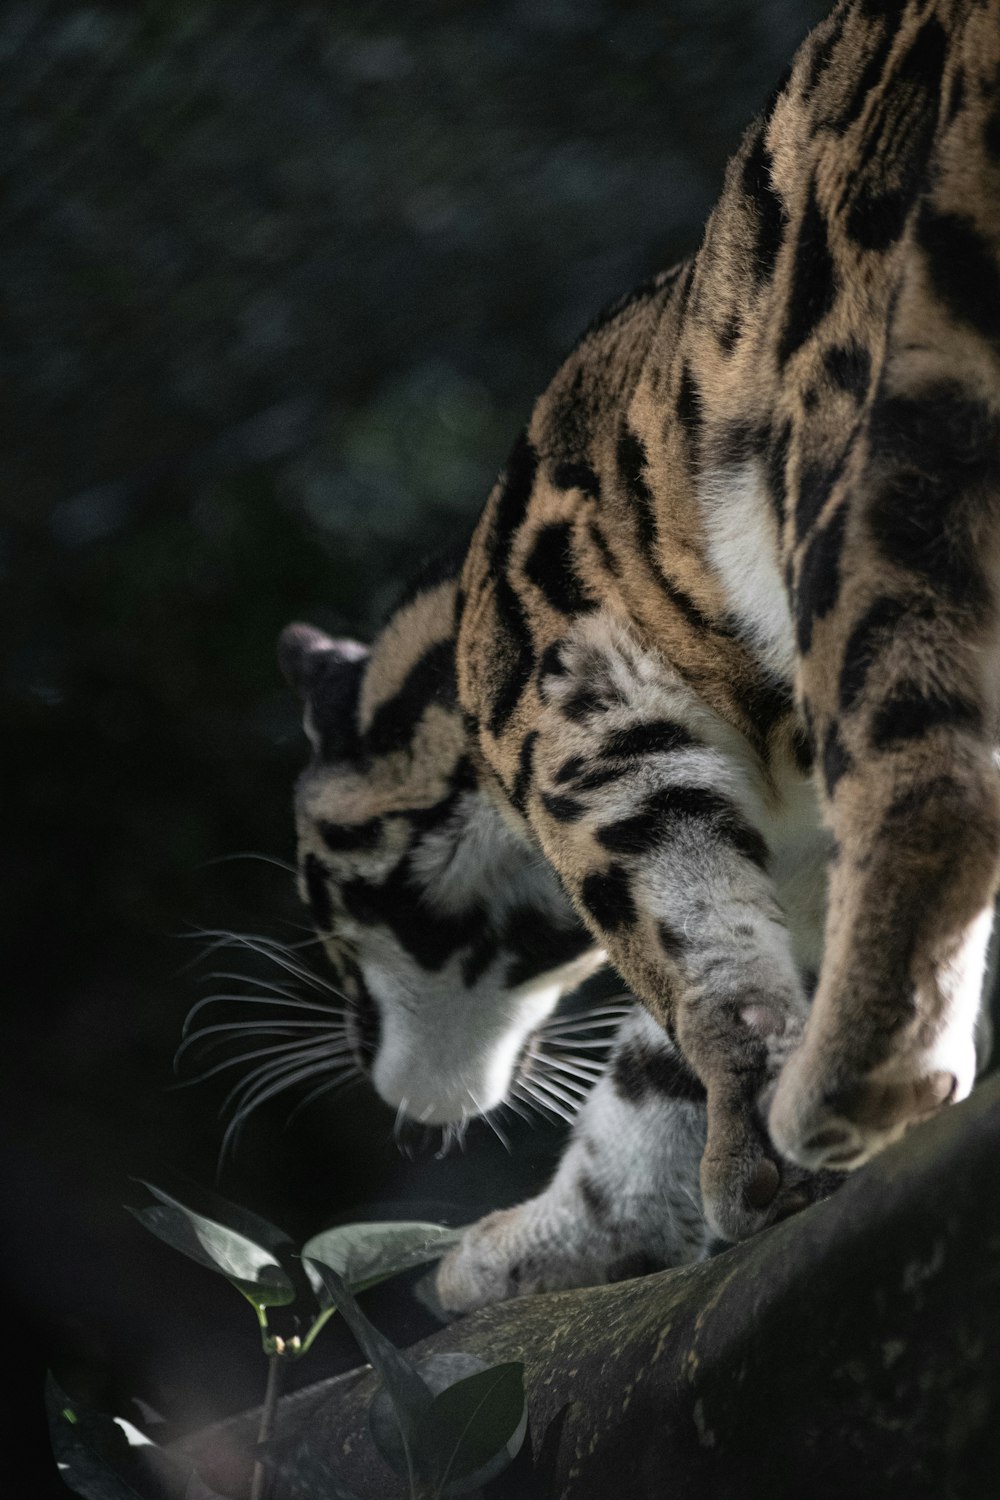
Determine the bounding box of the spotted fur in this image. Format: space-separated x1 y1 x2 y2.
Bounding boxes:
283 0 1000 1313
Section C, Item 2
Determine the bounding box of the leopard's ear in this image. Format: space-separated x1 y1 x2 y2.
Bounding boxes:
278 623 369 757
278 623 368 697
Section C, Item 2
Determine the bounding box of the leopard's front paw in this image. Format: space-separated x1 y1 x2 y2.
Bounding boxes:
435 1207 535 1316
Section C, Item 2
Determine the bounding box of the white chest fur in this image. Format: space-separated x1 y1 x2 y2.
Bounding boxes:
700 458 796 682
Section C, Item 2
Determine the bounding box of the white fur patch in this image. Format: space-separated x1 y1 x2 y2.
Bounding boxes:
699 460 796 681
367 951 596 1122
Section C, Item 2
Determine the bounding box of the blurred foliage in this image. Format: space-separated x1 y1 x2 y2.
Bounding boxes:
2 0 826 1462
4 0 825 978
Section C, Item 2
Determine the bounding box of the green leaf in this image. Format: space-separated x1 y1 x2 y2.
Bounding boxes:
46 1375 228 1500
368 1353 487 1482
302 1220 462 1298
48 1375 144 1500
138 1179 295 1258
416 1362 528 1495
127 1184 295 1309
304 1259 432 1480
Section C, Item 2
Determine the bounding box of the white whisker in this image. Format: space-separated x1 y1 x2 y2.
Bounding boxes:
217 1041 354 1103
532 1035 622 1051
177 920 367 1169
467 1089 511 1152
541 1002 633 1029
393 1097 410 1147
480 1110 511 1151
186 972 347 1028
543 1048 607 1072
177 927 321 983
285 1066 362 1123
176 1017 346 1066
535 1071 590 1103
181 992 346 1040
186 924 318 954
219 1057 357 1165
443 1087 474 1153
536 1053 606 1084
540 1015 629 1038
183 1011 347 1039
199 851 299 875
512 1077 574 1126
527 1072 585 1111
222 1053 355 1125
191 931 347 998
187 1037 354 1087
535 1069 597 1102
502 1092 534 1126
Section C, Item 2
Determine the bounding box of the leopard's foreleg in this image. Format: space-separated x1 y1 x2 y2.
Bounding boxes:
477 609 816 1242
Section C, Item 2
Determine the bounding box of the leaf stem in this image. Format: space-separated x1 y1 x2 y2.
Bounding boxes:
296 1302 337 1357
250 1348 286 1500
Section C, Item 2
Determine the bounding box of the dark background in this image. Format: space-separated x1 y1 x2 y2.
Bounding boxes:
2 0 828 1488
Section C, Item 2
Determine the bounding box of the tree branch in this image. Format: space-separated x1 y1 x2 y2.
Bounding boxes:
179 1075 1000 1498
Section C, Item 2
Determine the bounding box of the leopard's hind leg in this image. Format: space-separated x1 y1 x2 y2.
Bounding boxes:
436 1007 709 1315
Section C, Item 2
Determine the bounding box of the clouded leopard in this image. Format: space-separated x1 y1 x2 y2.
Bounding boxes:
279 0 1000 1314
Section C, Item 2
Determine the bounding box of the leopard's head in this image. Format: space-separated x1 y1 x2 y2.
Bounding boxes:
279 600 605 1132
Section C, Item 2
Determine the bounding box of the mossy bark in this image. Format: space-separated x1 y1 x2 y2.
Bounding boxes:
179 1075 1000 1499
